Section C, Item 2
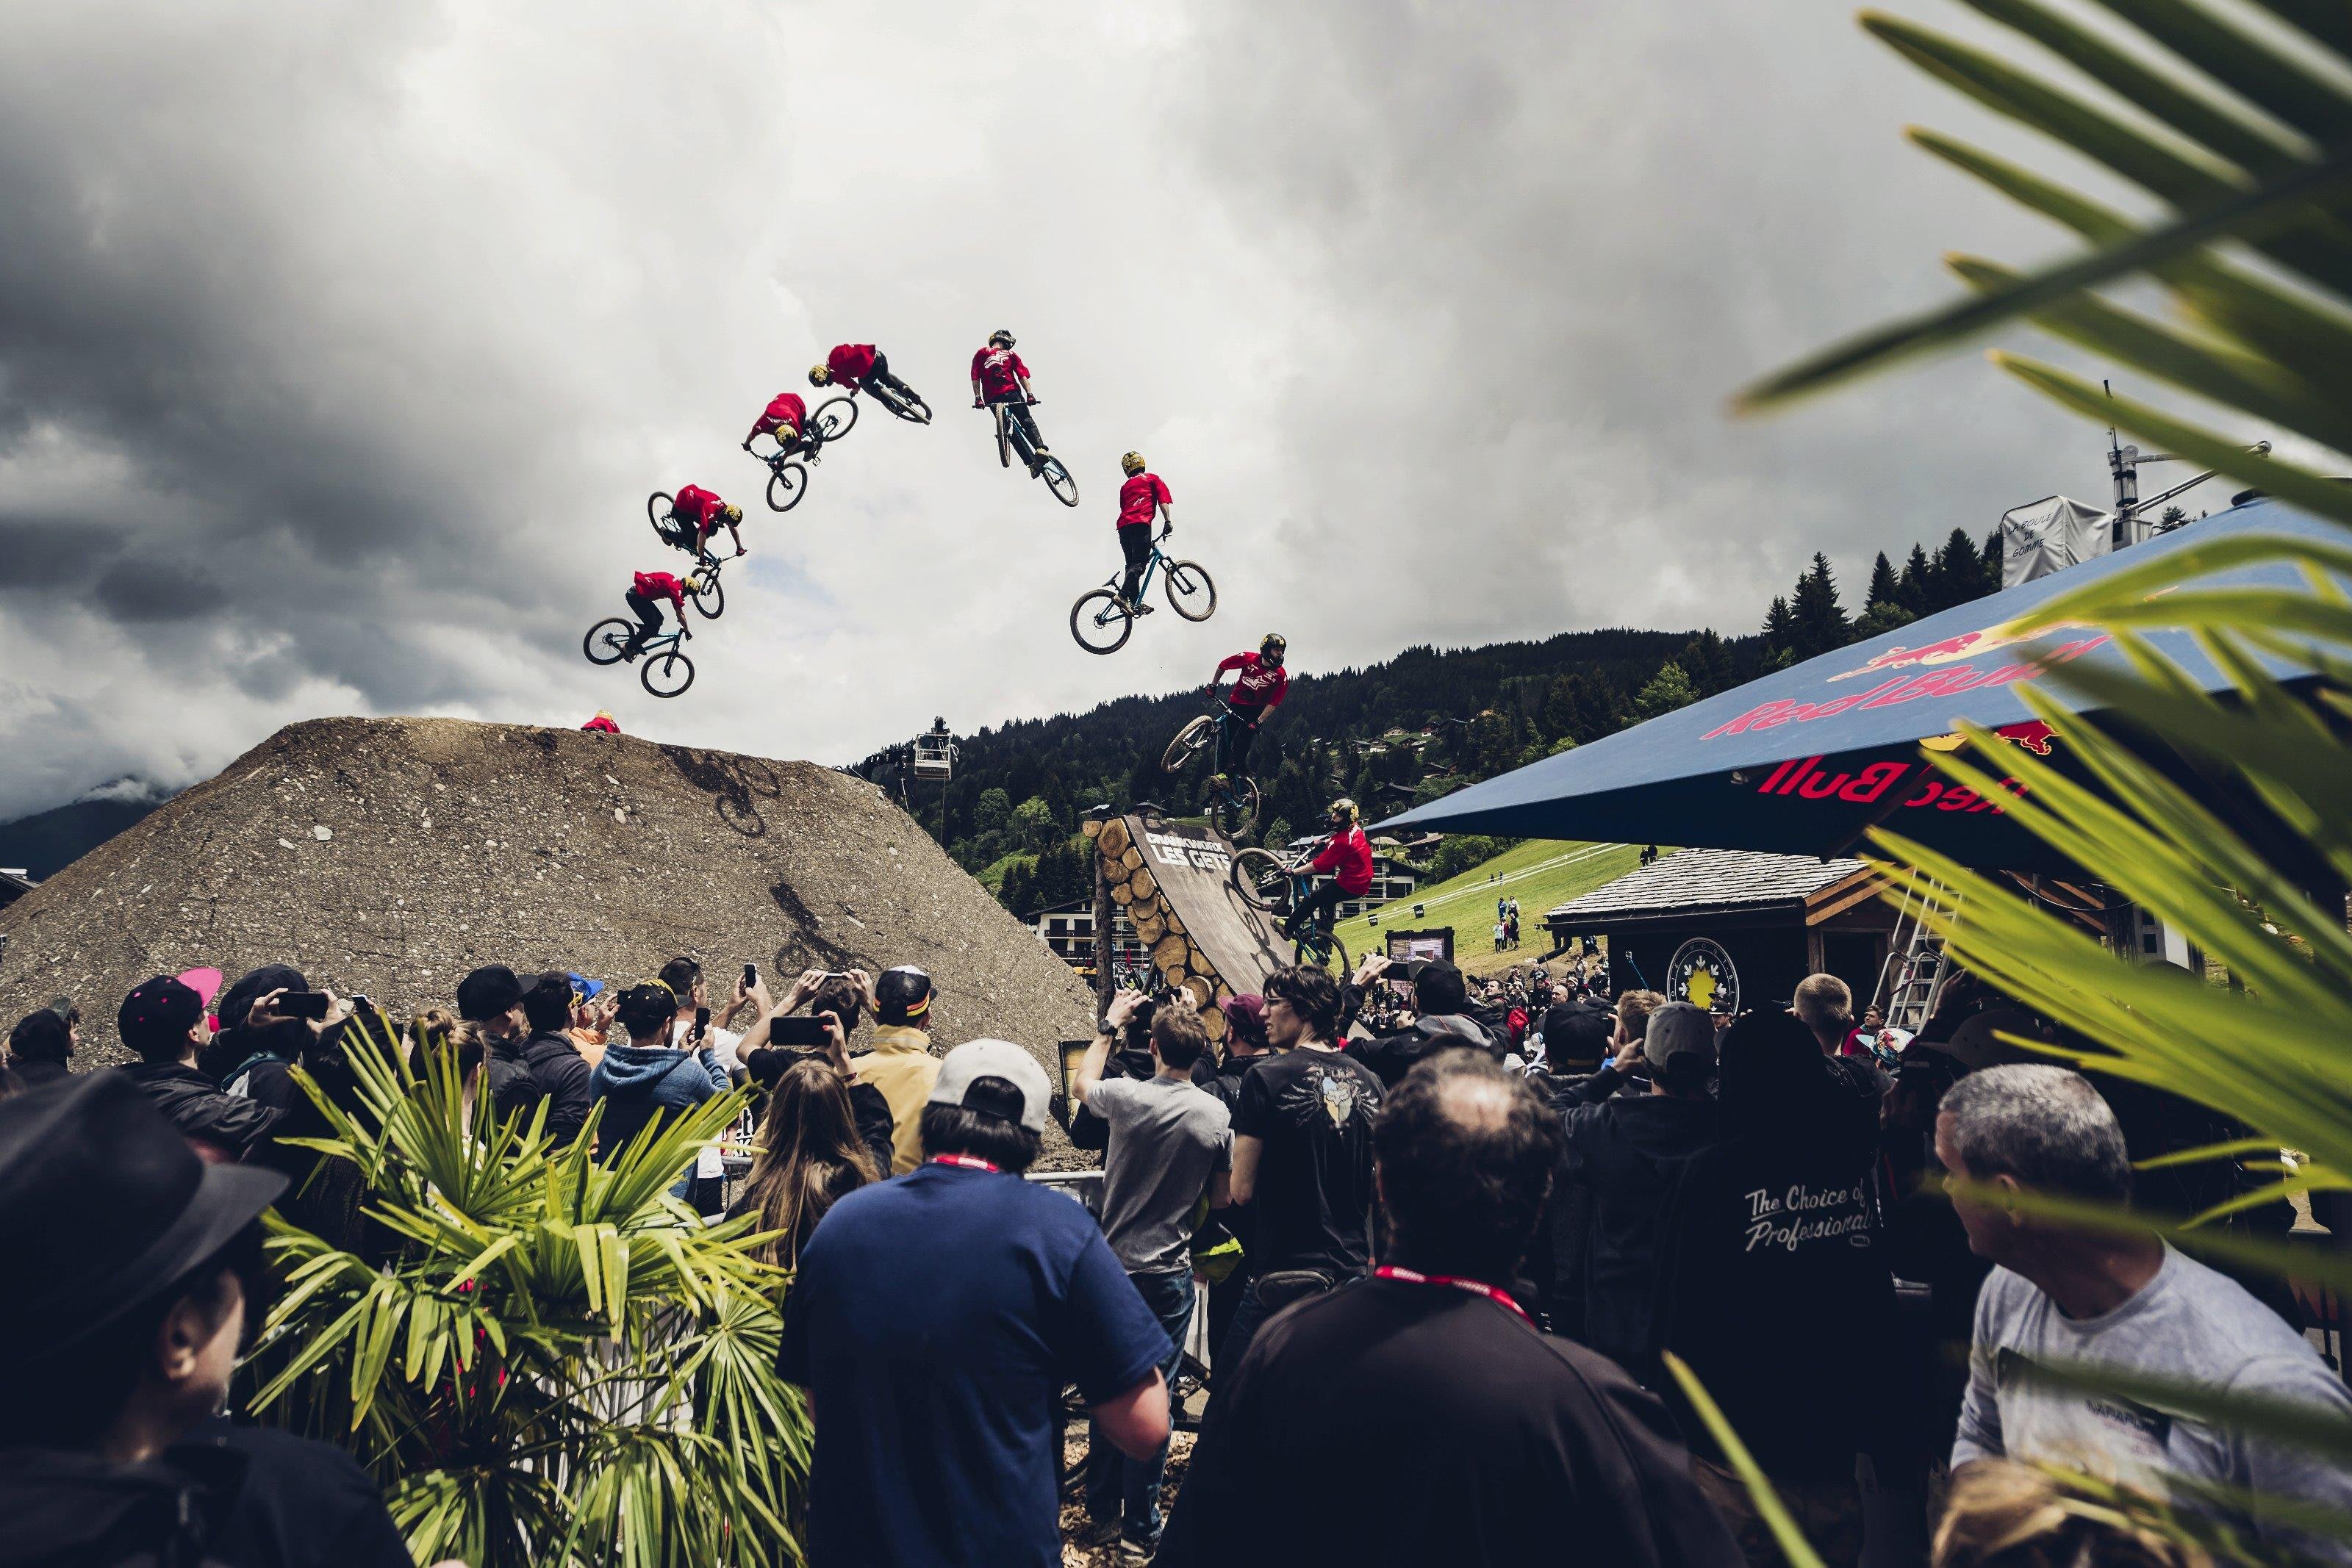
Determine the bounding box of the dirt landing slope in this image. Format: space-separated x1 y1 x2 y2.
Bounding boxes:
0 717 1097 1077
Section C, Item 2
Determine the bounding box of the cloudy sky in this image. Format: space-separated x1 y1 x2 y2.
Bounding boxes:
0 0 2176 818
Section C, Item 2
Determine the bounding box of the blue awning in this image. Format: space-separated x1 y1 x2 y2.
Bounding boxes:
1377 499 2336 871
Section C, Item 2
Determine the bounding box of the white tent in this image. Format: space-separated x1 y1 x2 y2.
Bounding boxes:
2000 495 2115 589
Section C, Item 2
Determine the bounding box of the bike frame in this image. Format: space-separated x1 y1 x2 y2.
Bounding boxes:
1104 522 1174 600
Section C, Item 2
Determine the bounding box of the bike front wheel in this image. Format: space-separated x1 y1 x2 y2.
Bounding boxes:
1039 456 1080 508
690 573 725 620
1212 776 1262 840
642 650 695 698
766 461 808 513
646 492 682 547
885 386 933 424
1227 846 1288 913
584 617 637 666
1164 558 1217 621
1163 713 1216 774
814 396 858 440
1070 589 1133 655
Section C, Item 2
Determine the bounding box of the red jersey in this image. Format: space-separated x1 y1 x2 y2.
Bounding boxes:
1216 650 1288 713
581 714 620 734
673 484 727 530
971 345 1030 400
632 572 687 611
827 344 877 387
754 393 806 438
1116 472 1172 531
1312 824 1374 896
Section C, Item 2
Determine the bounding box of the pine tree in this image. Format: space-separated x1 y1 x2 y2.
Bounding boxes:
1788 553 1850 658
1929 528 1985 611
1897 543 1932 614
1763 594 1795 657
1630 660 1699 721
1677 631 1735 697
1865 551 1901 608
1981 528 2005 589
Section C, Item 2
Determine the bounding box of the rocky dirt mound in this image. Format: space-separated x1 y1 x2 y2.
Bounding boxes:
0 717 1098 1082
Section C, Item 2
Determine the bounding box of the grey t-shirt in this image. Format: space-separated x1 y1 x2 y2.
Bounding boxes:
1956 1244 2352 1556
1087 1073 1233 1276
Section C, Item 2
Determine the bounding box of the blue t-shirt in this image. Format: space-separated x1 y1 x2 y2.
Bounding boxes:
779 1161 1172 1567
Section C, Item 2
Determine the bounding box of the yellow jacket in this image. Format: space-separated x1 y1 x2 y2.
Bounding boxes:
855 1026 940 1175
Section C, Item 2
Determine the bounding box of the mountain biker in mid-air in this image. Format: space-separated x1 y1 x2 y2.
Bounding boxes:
1114 451 1173 611
743 392 807 456
809 342 921 408
969 329 1047 469
1205 633 1288 777
623 568 690 655
1284 796 1374 943
670 483 745 558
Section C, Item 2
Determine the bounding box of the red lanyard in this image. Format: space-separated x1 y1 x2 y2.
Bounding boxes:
928 1154 1000 1173
1375 1265 1533 1326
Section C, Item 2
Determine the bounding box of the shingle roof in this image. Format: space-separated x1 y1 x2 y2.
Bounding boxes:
1546 848 1868 927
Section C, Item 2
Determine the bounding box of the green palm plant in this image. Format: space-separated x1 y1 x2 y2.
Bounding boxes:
1717 0 2352 1561
245 1017 806 1568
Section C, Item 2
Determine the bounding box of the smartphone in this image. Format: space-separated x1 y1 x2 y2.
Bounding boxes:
767 1015 833 1048
742 963 759 990
692 1006 711 1043
277 991 332 1021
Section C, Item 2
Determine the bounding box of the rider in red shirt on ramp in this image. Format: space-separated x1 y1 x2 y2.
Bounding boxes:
581 711 620 735
670 483 745 558
1286 796 1374 942
808 343 921 410
969 329 1048 469
625 569 689 655
744 392 807 455
1114 452 1173 609
1205 633 1288 777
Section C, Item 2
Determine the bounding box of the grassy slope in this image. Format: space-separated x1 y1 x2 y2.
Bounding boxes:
1336 839 1649 979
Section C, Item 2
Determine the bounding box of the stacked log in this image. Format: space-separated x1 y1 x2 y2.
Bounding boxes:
1085 816 1229 1042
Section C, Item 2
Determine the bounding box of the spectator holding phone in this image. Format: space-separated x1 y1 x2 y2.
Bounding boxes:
115 976 284 1165
728 1057 878 1270
589 982 730 1195
739 968 897 1177
852 965 942 1174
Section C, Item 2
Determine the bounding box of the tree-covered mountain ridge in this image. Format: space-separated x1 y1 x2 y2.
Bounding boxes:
862 526 2007 913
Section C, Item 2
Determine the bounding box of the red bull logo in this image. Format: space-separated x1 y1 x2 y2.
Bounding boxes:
1826 616 2094 683
1702 636 2108 742
1752 755 2029 814
1921 718 2060 757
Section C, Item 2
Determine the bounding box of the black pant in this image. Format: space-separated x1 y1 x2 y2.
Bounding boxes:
625 589 664 645
987 389 1044 459
1286 878 1348 939
1224 708 1263 776
863 350 915 406
1118 523 1152 603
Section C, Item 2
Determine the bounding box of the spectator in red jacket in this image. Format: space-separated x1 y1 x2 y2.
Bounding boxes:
1285 798 1374 942
969 328 1047 467
1207 634 1288 778
744 393 808 455
808 343 922 410
625 569 689 654
581 712 620 735
669 483 744 558
1114 451 1174 608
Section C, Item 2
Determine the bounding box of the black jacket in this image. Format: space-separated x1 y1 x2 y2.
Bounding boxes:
118 1062 284 1162
10 1057 71 1090
1557 1092 1726 1378
0 1444 241 1568
487 1030 595 1146
1342 1013 1502 1089
845 1080 896 1177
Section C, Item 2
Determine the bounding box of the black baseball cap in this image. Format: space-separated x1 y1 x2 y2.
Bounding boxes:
456 965 526 1023
118 976 206 1057
875 966 934 1024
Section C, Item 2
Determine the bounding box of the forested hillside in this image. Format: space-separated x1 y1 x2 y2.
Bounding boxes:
863 526 2007 913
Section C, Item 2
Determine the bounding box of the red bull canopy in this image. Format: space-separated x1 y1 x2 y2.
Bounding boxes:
1377 498 2337 872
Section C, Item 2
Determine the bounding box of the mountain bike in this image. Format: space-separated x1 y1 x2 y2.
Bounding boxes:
1227 845 1351 979
581 614 696 698
859 375 932 425
745 395 859 513
1069 523 1216 655
988 398 1078 506
1161 697 1261 838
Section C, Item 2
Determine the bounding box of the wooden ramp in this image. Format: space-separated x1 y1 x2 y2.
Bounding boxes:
1085 813 1294 1045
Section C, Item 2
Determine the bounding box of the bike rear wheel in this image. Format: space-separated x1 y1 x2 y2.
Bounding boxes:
1297 929 1351 982
1039 456 1080 507
814 396 858 440
883 386 932 424
689 573 725 620
1164 558 1216 621
766 461 808 513
1070 589 1133 655
1227 846 1288 913
642 650 695 698
584 617 637 666
646 492 686 548
1163 713 1216 774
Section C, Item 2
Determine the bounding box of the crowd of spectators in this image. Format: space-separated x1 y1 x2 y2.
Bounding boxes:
2 938 2348 1568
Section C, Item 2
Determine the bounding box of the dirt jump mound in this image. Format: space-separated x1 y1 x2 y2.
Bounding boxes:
0 716 1097 1074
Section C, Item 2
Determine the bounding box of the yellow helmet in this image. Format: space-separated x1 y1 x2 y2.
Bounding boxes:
808 364 831 386
1329 796 1358 824
1121 451 1146 475
723 503 743 524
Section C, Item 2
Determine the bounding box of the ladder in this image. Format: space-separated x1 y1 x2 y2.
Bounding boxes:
1874 874 1959 1033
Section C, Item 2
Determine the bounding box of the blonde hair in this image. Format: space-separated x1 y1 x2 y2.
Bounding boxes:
1615 989 1666 1041
1933 1461 2212 1568
1793 972 1854 1033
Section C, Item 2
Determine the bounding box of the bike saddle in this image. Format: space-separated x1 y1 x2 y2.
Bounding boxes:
1254 1270 1337 1312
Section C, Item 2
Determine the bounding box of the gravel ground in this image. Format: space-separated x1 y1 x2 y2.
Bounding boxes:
0 716 1098 1104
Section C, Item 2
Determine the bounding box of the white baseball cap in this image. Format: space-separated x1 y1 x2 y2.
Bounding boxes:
928 1038 1051 1134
